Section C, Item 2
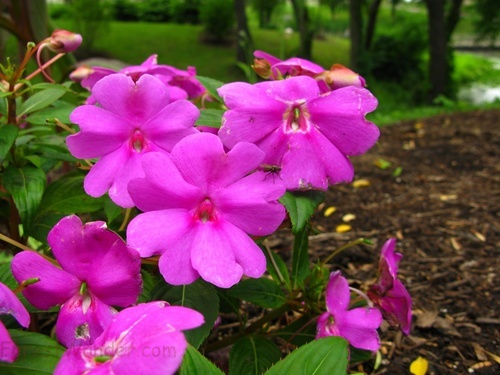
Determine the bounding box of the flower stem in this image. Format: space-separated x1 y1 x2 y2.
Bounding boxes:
0 231 32 252
320 237 370 266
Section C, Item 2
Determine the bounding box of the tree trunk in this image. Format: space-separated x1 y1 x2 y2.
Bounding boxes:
290 0 314 60
446 0 464 42
365 0 382 50
234 0 253 64
424 0 448 102
349 0 363 71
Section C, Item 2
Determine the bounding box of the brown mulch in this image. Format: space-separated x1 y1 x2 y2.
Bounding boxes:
304 109 499 374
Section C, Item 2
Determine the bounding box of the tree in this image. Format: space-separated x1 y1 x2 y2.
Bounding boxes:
251 0 282 28
473 0 500 46
234 0 253 64
290 0 315 59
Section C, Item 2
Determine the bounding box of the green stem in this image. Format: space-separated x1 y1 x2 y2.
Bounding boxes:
320 237 369 267
205 303 290 353
262 242 285 285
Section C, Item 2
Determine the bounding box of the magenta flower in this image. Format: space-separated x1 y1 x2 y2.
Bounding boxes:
316 271 382 352
0 282 30 363
218 76 379 190
67 73 200 207
54 301 204 375
11 215 142 348
368 239 412 335
253 50 324 79
127 132 286 288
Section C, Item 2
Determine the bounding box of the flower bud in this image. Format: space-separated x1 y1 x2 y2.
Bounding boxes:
69 65 92 82
47 29 83 53
252 58 272 79
316 64 366 93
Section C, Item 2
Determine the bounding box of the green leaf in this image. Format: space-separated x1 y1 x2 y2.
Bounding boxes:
180 345 225 375
17 87 67 117
103 197 123 223
3 166 46 232
263 245 291 290
195 76 224 102
150 279 219 348
265 337 349 375
137 269 159 304
0 330 65 374
0 124 18 164
195 109 225 128
275 314 316 347
279 191 324 234
25 103 74 125
227 278 286 309
291 228 310 288
229 336 281 375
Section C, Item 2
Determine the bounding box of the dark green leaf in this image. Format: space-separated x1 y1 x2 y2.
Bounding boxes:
137 269 159 304
0 330 65 374
25 104 73 125
0 124 18 164
265 337 349 375
17 87 67 117
279 191 324 234
180 345 225 375
227 278 286 309
195 76 224 102
150 279 219 348
229 336 281 375
276 314 316 347
3 166 46 232
195 109 225 128
291 228 310 288
103 197 123 223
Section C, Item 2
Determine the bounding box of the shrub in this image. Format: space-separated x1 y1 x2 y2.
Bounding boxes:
112 0 140 21
169 0 201 24
139 0 172 23
199 0 235 43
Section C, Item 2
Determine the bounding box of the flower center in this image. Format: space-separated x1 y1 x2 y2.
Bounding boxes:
284 103 309 133
193 198 217 223
130 130 147 153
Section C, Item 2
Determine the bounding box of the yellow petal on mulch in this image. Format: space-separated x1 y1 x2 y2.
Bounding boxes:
336 224 352 233
410 356 428 375
471 229 486 242
324 206 336 217
342 213 356 222
352 179 371 188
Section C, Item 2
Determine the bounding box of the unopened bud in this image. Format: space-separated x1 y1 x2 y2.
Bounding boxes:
252 58 272 79
316 64 366 92
47 29 82 53
69 65 92 82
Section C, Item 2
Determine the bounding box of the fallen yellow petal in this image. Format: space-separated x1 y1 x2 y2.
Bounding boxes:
336 224 352 233
342 213 356 222
324 206 336 217
352 179 371 188
410 356 428 375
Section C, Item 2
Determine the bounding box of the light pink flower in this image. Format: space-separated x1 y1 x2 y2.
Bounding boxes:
316 271 382 352
127 132 286 288
67 73 199 207
368 239 412 335
218 76 379 190
54 302 204 375
11 215 142 348
0 282 30 363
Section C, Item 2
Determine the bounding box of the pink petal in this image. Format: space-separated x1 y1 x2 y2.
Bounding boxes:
129 152 203 212
54 346 97 375
253 50 282 66
0 282 30 327
309 87 379 156
256 76 319 103
274 57 325 76
80 66 116 90
0 323 18 362
336 307 382 351
67 106 131 158
380 238 401 277
56 293 116 348
91 74 171 123
11 251 79 310
214 172 286 235
325 271 351 315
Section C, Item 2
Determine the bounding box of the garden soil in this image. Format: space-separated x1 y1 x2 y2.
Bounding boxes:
266 109 499 374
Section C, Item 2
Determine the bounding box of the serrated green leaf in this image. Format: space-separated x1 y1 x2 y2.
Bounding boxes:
180 345 225 375
17 87 66 117
195 109 225 128
0 124 18 164
3 166 46 232
0 330 65 374
229 336 281 375
150 279 219 348
265 337 349 375
292 228 310 288
279 191 324 234
227 278 286 309
196 76 224 102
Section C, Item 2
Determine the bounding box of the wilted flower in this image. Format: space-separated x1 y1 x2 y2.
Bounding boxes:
127 132 286 288
368 239 412 335
11 215 142 348
218 76 379 190
54 302 204 375
316 271 382 352
67 73 199 207
0 282 30 363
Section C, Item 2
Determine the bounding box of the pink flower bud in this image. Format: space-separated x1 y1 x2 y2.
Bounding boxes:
47 29 83 53
69 65 92 82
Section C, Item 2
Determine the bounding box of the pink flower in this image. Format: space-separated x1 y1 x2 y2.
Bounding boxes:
67 73 199 207
46 29 83 53
316 271 382 352
218 76 379 190
0 282 30 363
127 133 286 288
54 301 204 375
11 215 142 348
368 239 412 335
